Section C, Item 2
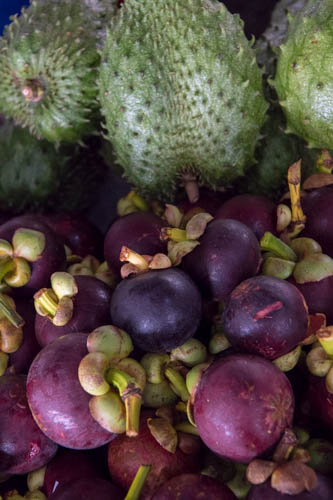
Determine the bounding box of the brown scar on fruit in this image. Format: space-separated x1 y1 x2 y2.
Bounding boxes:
253 301 283 321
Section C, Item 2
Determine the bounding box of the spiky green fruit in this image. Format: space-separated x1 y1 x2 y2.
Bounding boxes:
0 117 106 213
0 0 116 143
274 0 333 149
99 0 268 201
235 106 319 201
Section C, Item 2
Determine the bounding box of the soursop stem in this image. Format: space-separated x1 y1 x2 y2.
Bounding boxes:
21 79 45 103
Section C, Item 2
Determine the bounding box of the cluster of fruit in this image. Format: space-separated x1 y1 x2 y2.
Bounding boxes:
1 0 333 499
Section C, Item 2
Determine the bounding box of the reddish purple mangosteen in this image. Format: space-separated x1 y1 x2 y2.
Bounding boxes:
26 333 115 449
104 212 167 276
246 473 333 500
193 354 295 463
7 298 40 374
215 194 277 240
47 477 124 500
181 218 261 301
108 410 201 500
34 275 112 347
0 374 58 476
41 447 108 497
0 215 66 297
222 275 309 360
41 213 104 259
151 473 237 499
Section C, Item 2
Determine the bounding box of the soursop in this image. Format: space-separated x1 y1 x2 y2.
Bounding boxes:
273 0 333 149
0 117 106 214
0 0 116 143
99 0 268 201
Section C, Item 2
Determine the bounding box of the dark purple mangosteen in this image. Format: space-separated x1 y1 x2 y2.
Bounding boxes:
0 374 58 476
222 275 309 360
246 473 333 500
177 188 231 218
301 186 333 258
34 275 112 347
151 473 237 499
0 215 66 297
181 218 261 302
41 447 108 497
306 375 333 434
41 213 104 260
215 194 277 240
108 410 201 500
7 298 40 374
104 212 167 276
193 354 294 463
26 333 115 449
110 267 202 353
47 477 124 500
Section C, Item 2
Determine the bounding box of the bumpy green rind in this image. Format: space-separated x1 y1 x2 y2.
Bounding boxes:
0 118 106 213
99 0 268 201
235 106 319 201
274 0 333 149
0 0 114 143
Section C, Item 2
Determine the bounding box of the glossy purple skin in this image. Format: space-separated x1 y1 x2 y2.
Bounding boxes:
0 374 58 475
35 275 112 347
0 215 66 297
222 275 309 360
151 473 237 500
289 275 333 325
41 213 104 260
103 212 167 275
307 376 333 433
7 298 40 374
182 218 261 301
47 477 123 500
110 267 202 353
215 194 277 240
246 474 333 500
194 354 294 463
42 448 107 497
301 186 333 258
27 333 115 449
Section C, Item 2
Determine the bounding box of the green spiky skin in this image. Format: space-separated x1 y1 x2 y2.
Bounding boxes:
235 106 319 201
274 0 333 149
99 0 268 201
0 0 111 143
0 118 106 214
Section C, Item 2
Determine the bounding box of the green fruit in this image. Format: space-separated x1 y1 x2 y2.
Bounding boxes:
0 118 106 214
0 0 115 143
274 0 333 149
236 106 318 201
99 0 268 201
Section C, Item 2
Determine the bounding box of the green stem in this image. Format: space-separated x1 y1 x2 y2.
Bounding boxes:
174 422 199 436
260 232 297 262
35 289 58 317
0 259 15 284
0 294 24 328
124 465 151 500
165 366 190 402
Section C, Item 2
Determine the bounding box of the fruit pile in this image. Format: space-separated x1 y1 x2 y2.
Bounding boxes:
0 0 333 499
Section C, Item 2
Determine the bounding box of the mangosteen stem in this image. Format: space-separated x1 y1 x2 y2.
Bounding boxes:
316 326 333 357
124 464 151 500
174 422 199 436
120 246 149 271
260 232 297 262
34 289 58 317
287 161 306 237
317 150 333 174
0 293 24 328
165 366 190 402
160 227 188 242
106 367 142 437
